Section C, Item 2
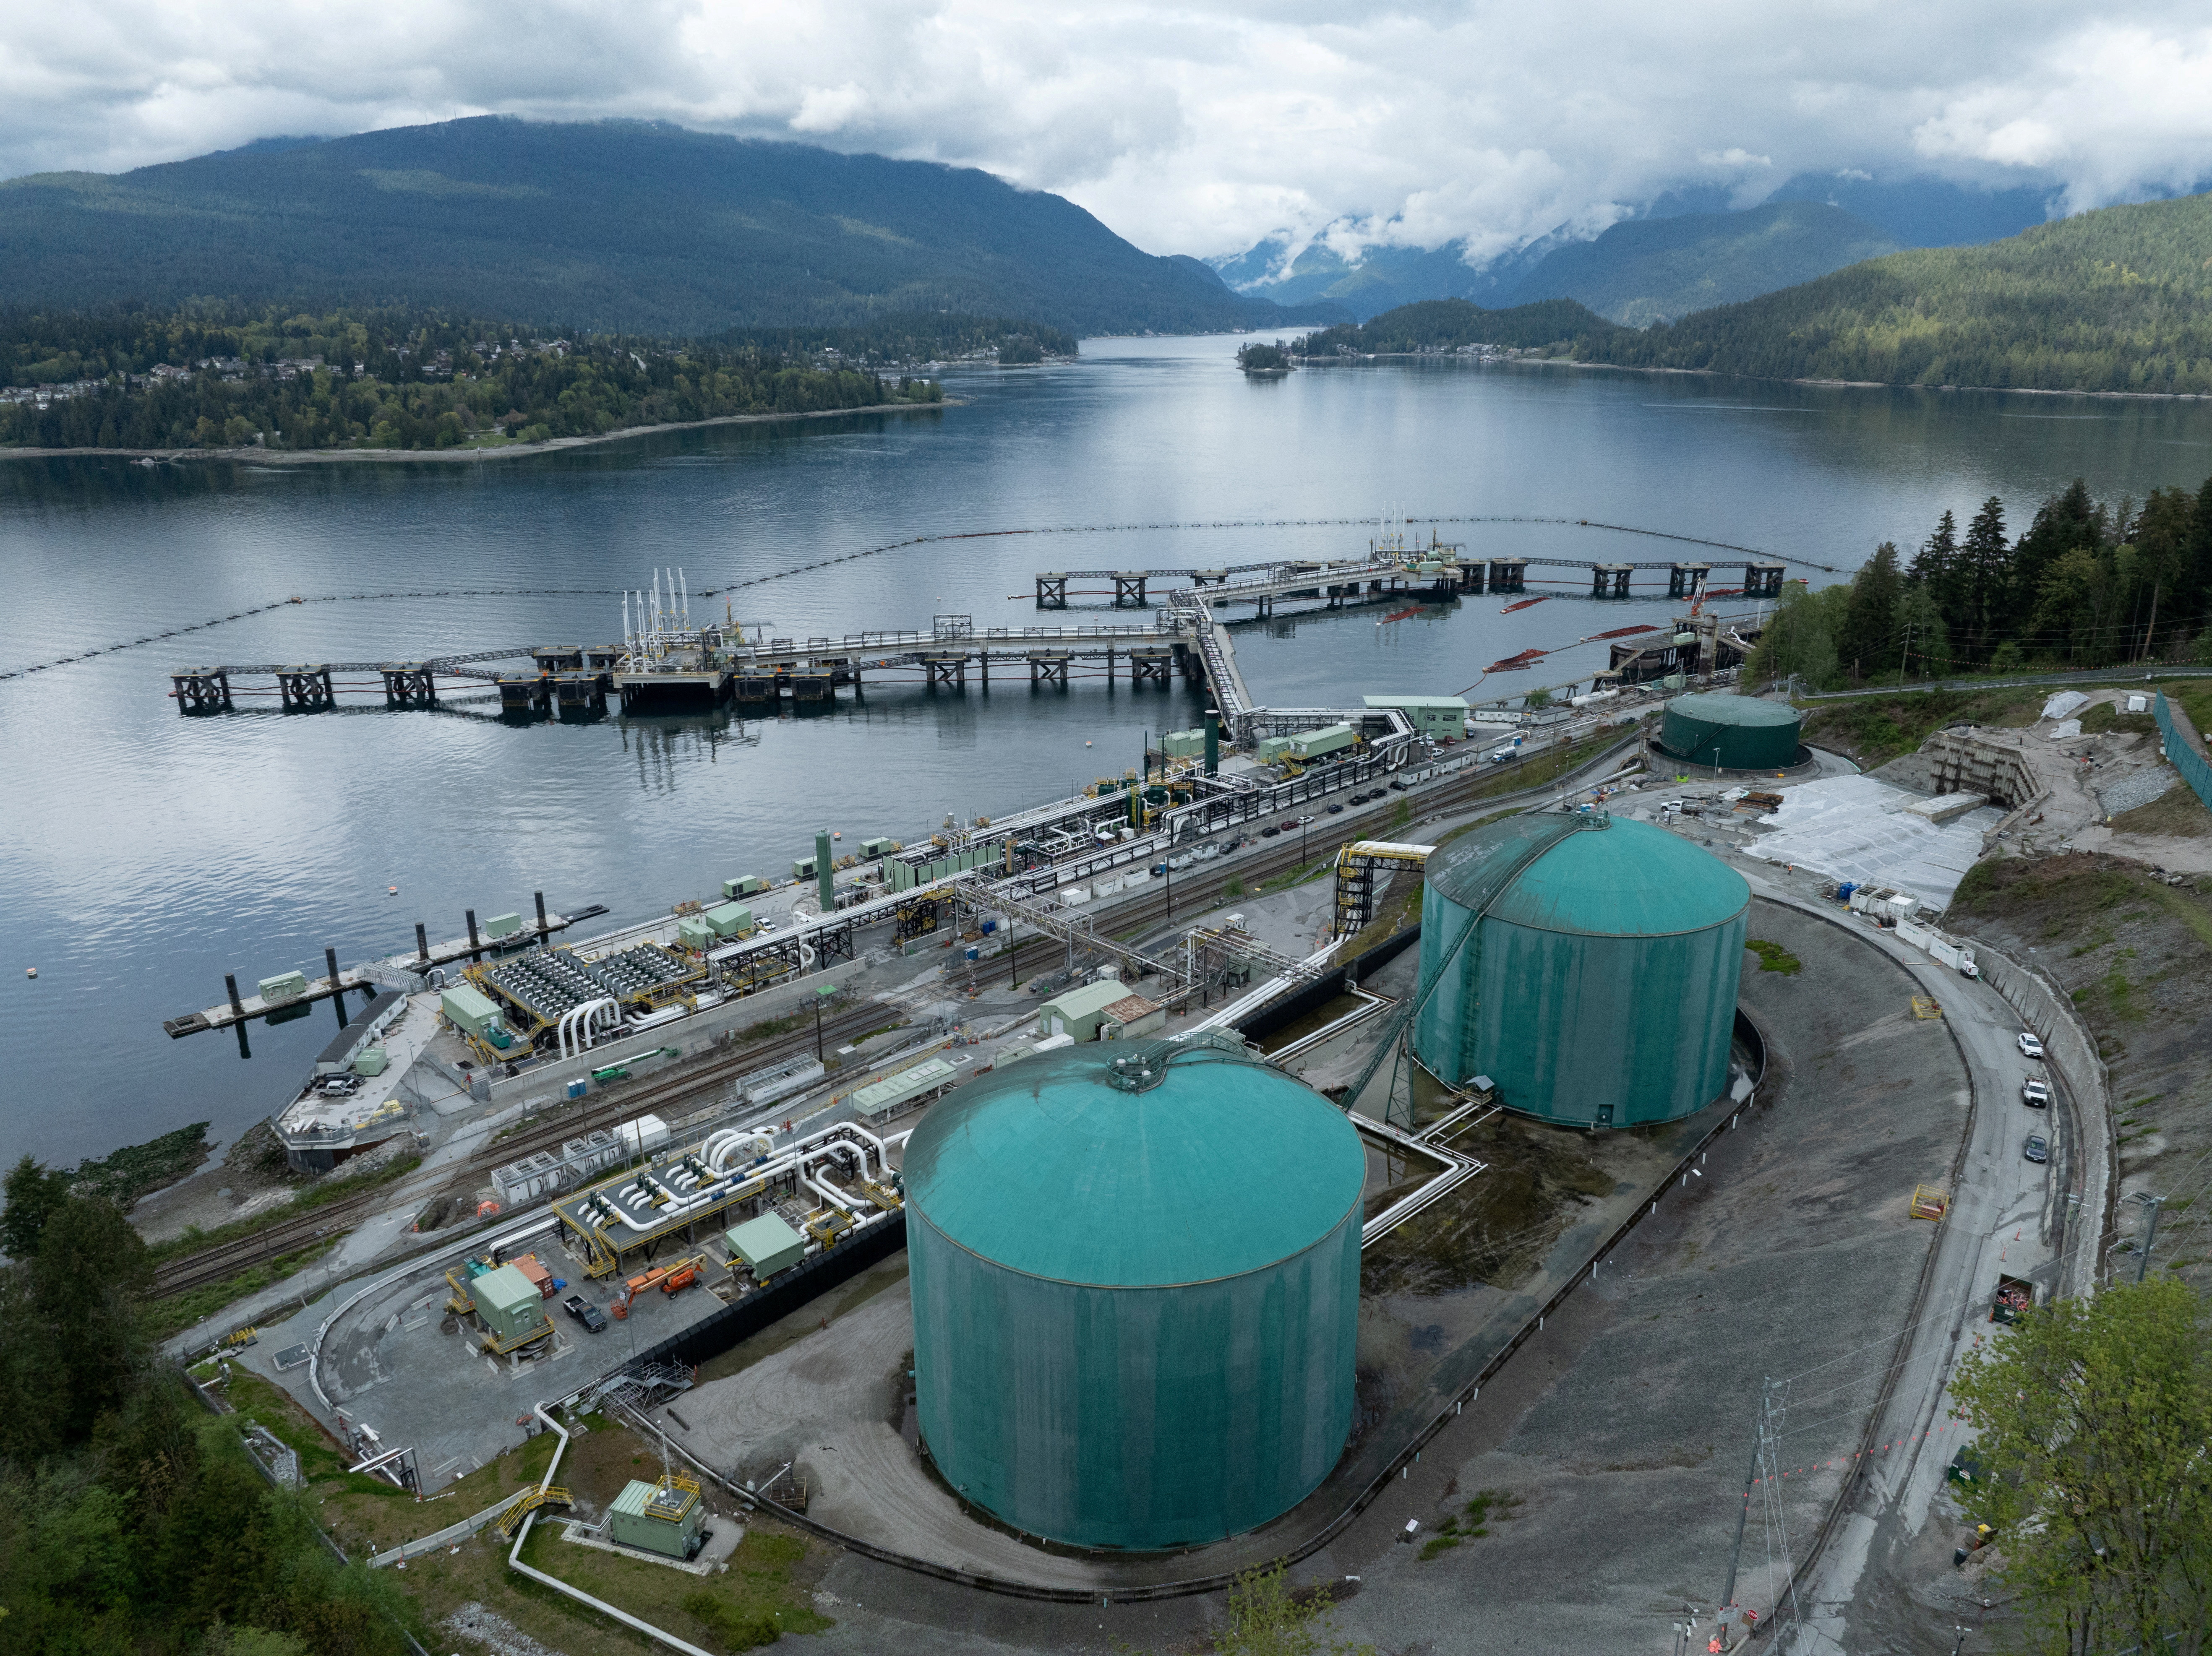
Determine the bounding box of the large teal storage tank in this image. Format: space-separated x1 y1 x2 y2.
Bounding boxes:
1656 693 1802 770
903 1041 1364 1549
1413 814 1748 1127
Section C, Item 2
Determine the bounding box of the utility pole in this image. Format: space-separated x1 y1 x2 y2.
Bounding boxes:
2132 1191 2165 1284
1721 1378 1787 1643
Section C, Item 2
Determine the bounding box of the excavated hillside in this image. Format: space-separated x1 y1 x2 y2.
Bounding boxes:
1948 853 2212 1278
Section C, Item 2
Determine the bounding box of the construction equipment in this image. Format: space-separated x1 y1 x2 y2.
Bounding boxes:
611 1254 705 1318
660 1257 704 1296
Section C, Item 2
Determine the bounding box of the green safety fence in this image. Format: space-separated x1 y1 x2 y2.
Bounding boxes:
2154 693 2212 811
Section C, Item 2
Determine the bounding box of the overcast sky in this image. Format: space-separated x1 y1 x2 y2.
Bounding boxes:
8 1 2212 261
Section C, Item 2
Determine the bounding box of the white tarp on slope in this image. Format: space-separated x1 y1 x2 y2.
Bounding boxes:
1742 775 2004 911
2042 690 2090 720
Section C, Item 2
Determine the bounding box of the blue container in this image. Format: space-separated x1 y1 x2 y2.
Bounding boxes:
981 919 997 935
964 945 981 961
565 1079 588 1101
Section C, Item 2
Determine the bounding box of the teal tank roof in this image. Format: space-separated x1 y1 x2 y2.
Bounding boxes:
903 1045 1365 1288
1428 813 1748 937
1664 692 1800 730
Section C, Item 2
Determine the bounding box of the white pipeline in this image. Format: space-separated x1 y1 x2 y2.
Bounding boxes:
509 1405 715 1656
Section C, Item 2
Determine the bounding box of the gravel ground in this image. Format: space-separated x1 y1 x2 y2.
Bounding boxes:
636 899 1972 1656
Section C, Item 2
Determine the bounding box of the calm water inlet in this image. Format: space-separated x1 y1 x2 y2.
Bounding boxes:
6 336 2212 1170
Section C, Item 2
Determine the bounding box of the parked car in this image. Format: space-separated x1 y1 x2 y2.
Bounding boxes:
2017 1031 2046 1059
2022 1134 2049 1164
562 1294 609 1333
1326 803 1345 814
2022 1077 2052 1109
1260 825 1281 837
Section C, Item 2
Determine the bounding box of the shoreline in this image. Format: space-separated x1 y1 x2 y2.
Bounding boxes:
0 396 964 466
1295 352 2212 403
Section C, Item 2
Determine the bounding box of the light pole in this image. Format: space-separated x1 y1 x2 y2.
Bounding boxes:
812 984 832 1060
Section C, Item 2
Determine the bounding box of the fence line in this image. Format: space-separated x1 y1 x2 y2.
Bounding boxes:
2154 693 2212 812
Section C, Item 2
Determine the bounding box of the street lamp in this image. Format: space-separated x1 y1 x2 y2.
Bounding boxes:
812 984 834 1060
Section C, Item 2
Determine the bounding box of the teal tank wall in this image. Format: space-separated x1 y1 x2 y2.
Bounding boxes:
903 1043 1364 1550
1412 814 1748 1126
1656 692 1802 770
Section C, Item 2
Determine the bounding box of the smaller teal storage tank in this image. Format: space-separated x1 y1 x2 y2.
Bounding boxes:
1413 813 1748 1126
1657 693 1802 770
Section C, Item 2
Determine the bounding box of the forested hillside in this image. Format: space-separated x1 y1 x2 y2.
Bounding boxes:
0 117 1338 338
1582 189 2212 393
1503 200 1899 325
1291 297 1615 356
1748 475 2212 689
0 303 942 451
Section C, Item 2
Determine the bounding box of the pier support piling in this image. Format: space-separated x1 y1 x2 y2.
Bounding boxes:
172 668 232 713
535 891 549 939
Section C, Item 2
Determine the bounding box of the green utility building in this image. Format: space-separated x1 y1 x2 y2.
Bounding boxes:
725 1212 807 1278
1036 979 1132 1042
904 1041 1365 1549
1656 693 1803 770
472 1264 550 1346
1412 813 1748 1127
607 1477 705 1558
440 984 511 1048
1363 694 1470 740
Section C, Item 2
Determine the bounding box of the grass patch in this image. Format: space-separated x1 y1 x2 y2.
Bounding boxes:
1798 686 2045 767
1256 857 1337 895
1419 1488 1523 1559
144 1235 341 1338
518 1522 830 1650
149 1154 422 1264
2110 783 2212 839
1747 939 1802 975
2080 701 2157 736
1467 736 1611 800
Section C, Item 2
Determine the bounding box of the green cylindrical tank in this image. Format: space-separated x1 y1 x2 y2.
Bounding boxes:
1413 814 1748 1127
904 1044 1364 1549
1656 693 1802 769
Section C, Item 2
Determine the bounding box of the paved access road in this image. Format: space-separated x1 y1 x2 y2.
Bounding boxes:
1742 872 2067 1656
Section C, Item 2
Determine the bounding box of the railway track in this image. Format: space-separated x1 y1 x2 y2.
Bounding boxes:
150 732 1641 1301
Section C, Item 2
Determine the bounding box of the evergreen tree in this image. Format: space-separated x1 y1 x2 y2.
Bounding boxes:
1907 509 1960 628
2008 480 2100 638
1837 542 1902 680
1892 581 1948 681
1959 495 2011 660
0 1153 72 1261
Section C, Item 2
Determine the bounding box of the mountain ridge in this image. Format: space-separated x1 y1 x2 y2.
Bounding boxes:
0 117 1345 338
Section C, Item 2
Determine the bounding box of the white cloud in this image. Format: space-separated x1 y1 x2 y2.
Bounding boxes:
3 2 2209 258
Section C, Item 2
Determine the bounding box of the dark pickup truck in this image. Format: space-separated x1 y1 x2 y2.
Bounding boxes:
562 1294 608 1333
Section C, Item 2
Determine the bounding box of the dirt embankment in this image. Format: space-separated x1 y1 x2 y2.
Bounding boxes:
1948 854 2212 1274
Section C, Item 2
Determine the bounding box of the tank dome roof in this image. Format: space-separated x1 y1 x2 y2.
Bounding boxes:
1428 813 1748 938
1664 692 1801 729
903 1044 1364 1288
